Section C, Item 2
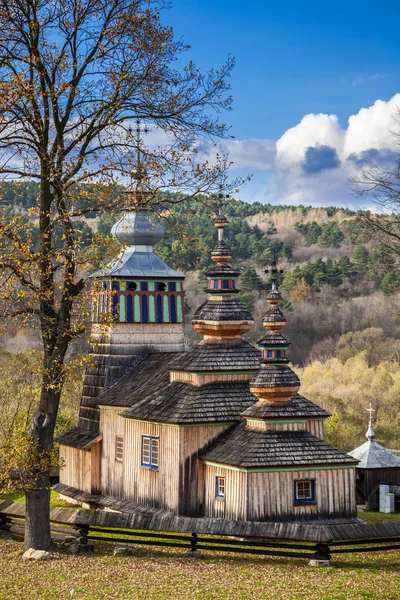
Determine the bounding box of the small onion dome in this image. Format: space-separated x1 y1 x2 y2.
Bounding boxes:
262 306 287 332
211 240 232 263
111 211 164 247
206 264 239 278
257 333 289 349
192 297 254 338
214 212 229 228
250 365 300 401
266 288 282 305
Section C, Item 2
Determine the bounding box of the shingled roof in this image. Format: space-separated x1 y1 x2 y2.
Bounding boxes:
170 341 261 372
242 393 330 420
94 352 178 408
192 297 253 323
120 382 256 424
202 423 358 469
56 427 101 449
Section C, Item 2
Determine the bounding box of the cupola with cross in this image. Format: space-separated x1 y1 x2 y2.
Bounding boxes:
249 260 300 404
77 121 186 432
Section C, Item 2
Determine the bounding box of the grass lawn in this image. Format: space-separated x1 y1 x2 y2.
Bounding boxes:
1 507 400 599
1 537 400 600
0 491 77 509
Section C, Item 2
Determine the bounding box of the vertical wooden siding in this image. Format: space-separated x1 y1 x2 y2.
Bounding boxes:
59 446 92 493
100 409 124 497
307 419 326 440
204 465 357 521
179 425 229 516
123 421 180 511
204 465 247 520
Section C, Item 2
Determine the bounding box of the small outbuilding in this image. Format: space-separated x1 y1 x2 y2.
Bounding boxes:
349 407 400 510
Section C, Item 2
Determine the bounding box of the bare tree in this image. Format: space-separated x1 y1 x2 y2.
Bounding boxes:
0 0 239 551
353 111 400 267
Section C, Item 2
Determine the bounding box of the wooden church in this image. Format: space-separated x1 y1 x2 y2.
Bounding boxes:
58 196 358 523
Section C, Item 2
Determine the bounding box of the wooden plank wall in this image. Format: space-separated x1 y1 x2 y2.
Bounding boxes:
179 425 229 516
100 409 124 497
307 420 325 440
204 464 248 520
204 466 357 521
59 446 92 493
123 421 180 511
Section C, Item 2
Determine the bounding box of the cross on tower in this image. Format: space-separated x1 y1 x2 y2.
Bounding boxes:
264 250 284 279
366 403 375 423
217 184 230 211
128 119 149 169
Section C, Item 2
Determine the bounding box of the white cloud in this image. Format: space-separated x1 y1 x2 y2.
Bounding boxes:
344 93 400 156
275 113 344 168
230 93 400 206
196 137 276 171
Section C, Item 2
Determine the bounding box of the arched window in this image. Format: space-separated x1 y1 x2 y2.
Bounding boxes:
127 295 133 322
156 295 163 322
170 295 177 323
142 295 149 323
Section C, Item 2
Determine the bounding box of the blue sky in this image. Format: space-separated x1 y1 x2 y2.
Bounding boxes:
166 1 400 206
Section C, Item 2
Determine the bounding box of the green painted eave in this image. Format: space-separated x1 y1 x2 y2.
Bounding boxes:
203 461 357 473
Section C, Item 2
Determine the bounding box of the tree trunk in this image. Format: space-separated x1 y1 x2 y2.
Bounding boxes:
24 472 52 551
24 382 60 551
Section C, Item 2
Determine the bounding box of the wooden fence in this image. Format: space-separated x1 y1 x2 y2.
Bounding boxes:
2 506 400 563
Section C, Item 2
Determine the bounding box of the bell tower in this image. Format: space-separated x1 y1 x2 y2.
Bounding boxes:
78 123 185 433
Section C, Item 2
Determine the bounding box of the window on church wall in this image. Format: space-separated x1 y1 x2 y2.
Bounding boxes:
216 476 225 499
115 436 124 463
141 435 159 469
128 282 137 291
157 282 167 291
294 479 315 504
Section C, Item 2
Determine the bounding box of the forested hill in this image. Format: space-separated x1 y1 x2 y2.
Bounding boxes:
2 181 400 451
0 181 397 297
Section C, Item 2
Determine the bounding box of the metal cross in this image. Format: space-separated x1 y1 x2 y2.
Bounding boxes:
128 119 149 168
366 403 375 422
216 184 230 212
264 249 284 279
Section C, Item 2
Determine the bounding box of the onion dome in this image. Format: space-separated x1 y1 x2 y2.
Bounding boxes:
249 261 300 403
111 211 164 248
192 208 254 340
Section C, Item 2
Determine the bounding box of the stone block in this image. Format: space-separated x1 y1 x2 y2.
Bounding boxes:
309 559 331 567
22 548 55 561
114 545 131 556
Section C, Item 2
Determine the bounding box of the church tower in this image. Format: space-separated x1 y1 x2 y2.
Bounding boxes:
58 126 185 492
78 206 185 432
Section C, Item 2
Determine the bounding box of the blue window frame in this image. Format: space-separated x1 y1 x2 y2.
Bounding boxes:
216 476 225 499
294 480 315 504
267 350 273 358
169 282 176 292
276 350 281 358
141 436 159 469
213 280 219 289
223 280 229 289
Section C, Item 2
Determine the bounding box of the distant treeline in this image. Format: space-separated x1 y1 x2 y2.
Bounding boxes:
1 181 398 295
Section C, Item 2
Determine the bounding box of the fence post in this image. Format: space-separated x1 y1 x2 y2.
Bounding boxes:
72 525 94 553
185 532 201 558
0 515 11 537
309 542 331 567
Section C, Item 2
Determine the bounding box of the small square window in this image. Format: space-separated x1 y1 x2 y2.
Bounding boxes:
115 436 124 463
216 476 225 499
294 479 315 504
142 436 159 470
